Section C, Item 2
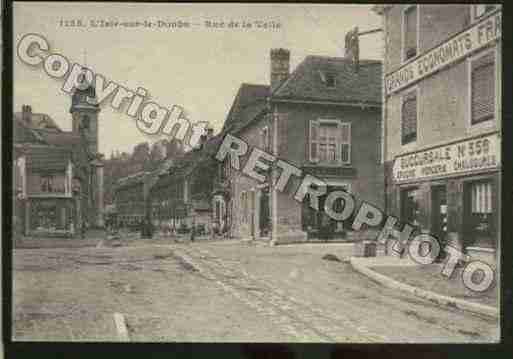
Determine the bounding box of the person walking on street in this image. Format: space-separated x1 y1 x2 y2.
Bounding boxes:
81 220 87 240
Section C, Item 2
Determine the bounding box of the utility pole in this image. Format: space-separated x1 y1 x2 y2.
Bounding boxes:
345 27 383 73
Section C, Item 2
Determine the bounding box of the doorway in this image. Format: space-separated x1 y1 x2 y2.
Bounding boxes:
431 185 447 241
259 187 270 237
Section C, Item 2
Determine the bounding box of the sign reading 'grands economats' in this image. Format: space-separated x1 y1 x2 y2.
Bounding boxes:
393 133 501 183
385 9 501 96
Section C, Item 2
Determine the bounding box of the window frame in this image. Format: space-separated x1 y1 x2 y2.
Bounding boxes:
309 119 351 165
400 185 421 227
339 122 352 165
401 4 420 63
463 177 496 248
317 120 339 163
400 86 419 147
467 47 498 132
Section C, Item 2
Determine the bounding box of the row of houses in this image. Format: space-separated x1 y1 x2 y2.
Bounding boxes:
114 50 384 244
112 4 501 264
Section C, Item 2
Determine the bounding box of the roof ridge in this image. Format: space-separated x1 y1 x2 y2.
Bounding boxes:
271 57 308 95
305 55 382 63
240 82 269 88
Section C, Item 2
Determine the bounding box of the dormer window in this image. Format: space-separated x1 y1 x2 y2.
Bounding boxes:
319 71 337 88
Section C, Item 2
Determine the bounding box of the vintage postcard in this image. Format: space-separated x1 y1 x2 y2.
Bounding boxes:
10 2 501 345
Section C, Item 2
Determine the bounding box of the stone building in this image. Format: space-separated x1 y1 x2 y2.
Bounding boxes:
213 83 272 239
220 49 384 244
372 5 501 264
13 79 105 237
114 171 151 229
149 131 219 234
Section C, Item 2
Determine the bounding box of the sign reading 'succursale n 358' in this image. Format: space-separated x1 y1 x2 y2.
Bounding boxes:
385 10 501 96
393 133 501 184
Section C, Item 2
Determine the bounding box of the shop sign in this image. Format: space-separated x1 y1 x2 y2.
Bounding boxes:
385 10 501 95
393 133 500 183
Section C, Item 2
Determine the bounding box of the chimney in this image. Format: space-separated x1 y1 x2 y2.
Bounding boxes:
270 48 290 91
22 105 32 124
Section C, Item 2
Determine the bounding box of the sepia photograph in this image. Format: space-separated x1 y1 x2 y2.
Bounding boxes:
7 1 503 348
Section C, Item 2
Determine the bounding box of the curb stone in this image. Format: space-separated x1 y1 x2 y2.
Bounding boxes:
349 257 499 319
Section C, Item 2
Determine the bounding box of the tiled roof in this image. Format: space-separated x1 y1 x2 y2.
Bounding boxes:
152 134 222 191
14 119 45 144
13 112 62 131
224 101 268 136
23 145 72 172
272 56 382 105
222 83 269 132
115 171 148 189
14 113 82 149
33 130 82 147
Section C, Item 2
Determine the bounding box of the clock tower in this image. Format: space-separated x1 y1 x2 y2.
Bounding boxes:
70 73 100 155
69 70 105 228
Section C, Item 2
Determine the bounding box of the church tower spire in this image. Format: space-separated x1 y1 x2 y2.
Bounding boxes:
70 66 100 155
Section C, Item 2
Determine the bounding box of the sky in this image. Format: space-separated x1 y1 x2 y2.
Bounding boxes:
13 2 383 156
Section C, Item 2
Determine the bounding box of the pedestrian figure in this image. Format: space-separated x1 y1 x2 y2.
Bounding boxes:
190 220 195 242
81 220 87 239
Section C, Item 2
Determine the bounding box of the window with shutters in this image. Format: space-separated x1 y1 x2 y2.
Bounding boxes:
319 122 337 162
470 51 495 126
401 90 417 145
339 123 351 164
402 5 418 61
309 120 351 165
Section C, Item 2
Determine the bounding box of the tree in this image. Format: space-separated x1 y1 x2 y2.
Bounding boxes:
149 142 165 170
132 142 150 163
166 138 184 159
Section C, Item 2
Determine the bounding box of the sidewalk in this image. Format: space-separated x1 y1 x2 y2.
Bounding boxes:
350 256 499 318
14 229 107 249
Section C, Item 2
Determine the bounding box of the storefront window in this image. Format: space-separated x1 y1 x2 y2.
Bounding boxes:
30 200 71 232
465 180 495 248
302 185 349 237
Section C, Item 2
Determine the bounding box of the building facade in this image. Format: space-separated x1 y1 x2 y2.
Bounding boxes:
214 83 272 240
220 49 384 244
13 81 105 237
114 171 150 229
269 50 384 244
373 5 502 264
149 132 218 235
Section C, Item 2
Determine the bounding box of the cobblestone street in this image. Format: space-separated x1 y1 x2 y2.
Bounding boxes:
12 240 499 343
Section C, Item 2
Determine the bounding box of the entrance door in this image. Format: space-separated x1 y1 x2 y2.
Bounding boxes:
259 188 270 237
431 185 447 241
